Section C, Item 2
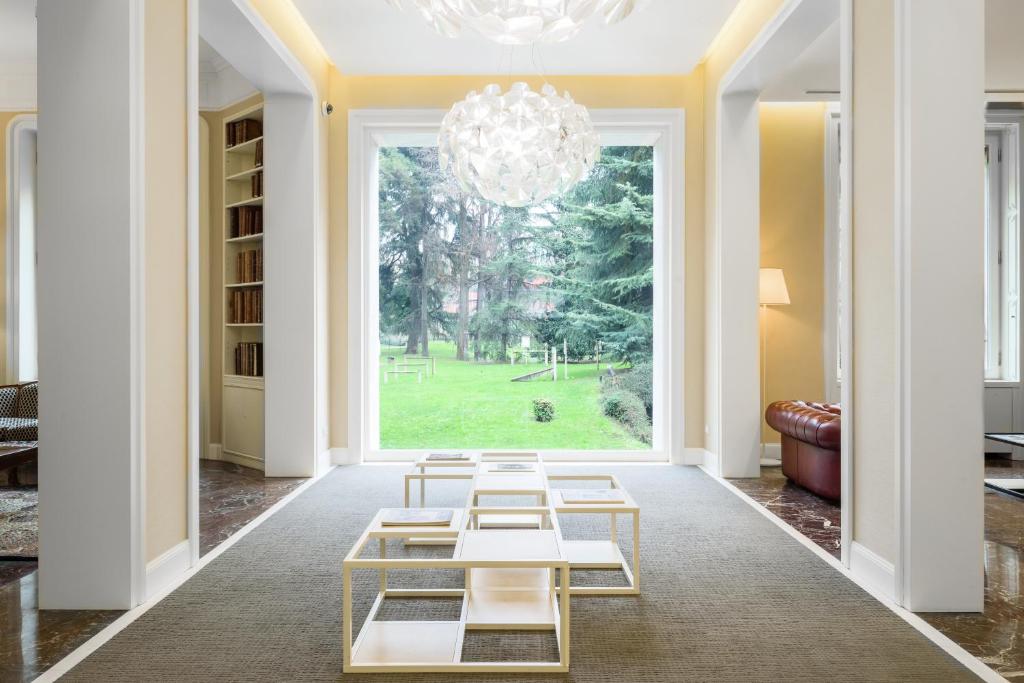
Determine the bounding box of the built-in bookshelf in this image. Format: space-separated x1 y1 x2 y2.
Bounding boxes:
222 103 265 470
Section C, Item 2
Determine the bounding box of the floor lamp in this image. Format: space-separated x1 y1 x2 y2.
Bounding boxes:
760 268 790 467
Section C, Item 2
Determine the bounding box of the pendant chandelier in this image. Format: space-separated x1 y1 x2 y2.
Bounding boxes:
389 0 644 45
439 82 600 207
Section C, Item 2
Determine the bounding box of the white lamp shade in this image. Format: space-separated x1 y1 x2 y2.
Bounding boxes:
759 268 791 305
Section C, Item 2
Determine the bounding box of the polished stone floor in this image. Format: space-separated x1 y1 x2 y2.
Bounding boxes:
922 456 1024 679
0 460 305 682
734 456 1024 680
729 464 842 558
198 460 305 557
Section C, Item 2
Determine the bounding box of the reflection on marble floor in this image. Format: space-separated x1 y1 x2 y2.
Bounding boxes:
922 456 1024 679
0 460 305 681
728 465 841 558
0 564 122 682
199 459 305 557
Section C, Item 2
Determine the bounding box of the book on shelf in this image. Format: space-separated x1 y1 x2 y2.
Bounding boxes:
426 453 469 461
229 288 263 324
226 118 262 147
254 139 263 167
559 489 626 504
228 205 263 238
380 509 454 527
233 342 263 377
235 248 263 283
251 171 263 199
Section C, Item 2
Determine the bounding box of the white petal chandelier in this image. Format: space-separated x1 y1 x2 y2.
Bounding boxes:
439 82 600 207
389 0 643 45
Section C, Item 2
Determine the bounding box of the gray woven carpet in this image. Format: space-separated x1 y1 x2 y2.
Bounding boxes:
64 465 977 682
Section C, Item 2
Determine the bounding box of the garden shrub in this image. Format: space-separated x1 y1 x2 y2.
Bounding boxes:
532 398 555 423
616 361 653 417
601 390 652 444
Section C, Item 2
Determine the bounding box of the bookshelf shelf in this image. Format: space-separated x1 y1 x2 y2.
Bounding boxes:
226 165 264 181
226 196 264 209
226 135 263 153
226 233 264 244
222 103 265 471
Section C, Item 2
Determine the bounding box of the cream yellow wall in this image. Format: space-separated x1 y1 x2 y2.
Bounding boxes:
200 94 263 449
326 72 707 450
759 102 826 443
0 110 36 384
852 0 897 564
145 0 188 563
702 0 788 458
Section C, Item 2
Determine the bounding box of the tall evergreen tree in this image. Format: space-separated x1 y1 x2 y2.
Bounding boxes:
543 147 654 364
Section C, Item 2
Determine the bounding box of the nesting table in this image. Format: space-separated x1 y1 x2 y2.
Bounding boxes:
342 453 642 673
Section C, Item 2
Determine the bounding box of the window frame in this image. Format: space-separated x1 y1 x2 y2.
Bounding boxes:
984 117 1021 386
347 109 685 462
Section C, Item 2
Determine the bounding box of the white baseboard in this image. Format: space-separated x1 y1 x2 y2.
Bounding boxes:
850 541 896 602
679 447 708 466
698 448 719 475
317 448 332 474
221 449 265 471
145 540 190 601
330 447 358 465
761 442 781 460
205 443 223 461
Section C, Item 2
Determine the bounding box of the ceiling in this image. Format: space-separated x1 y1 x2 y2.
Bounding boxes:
290 0 743 76
0 0 35 68
761 19 839 102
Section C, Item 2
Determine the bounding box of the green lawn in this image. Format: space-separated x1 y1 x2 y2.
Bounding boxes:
379 342 648 450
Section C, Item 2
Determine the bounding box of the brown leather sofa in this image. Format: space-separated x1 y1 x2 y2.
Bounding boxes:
764 401 841 501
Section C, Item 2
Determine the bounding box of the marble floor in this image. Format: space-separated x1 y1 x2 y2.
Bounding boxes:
0 460 305 682
198 460 305 557
729 465 841 558
734 456 1024 680
922 456 1024 679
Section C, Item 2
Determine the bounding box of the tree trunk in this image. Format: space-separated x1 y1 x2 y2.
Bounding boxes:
405 314 419 354
455 200 469 361
419 255 430 357
473 265 485 361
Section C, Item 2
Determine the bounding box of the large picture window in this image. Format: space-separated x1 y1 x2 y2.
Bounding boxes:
376 145 655 451
984 120 1020 382
349 111 682 461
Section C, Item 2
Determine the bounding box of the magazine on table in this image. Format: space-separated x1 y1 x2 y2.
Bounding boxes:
559 489 626 504
494 463 535 472
380 509 454 526
426 453 469 461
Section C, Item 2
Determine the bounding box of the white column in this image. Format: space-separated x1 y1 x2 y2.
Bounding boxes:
263 94 318 477
36 0 145 609
714 91 761 478
894 0 984 612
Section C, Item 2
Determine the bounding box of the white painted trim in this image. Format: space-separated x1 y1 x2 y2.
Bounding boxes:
822 103 842 405
760 442 782 461
5 113 37 384
220 449 265 470
186 0 201 570
128 0 147 608
34 464 335 683
330 447 358 465
838 0 854 570
198 90 261 113
348 108 684 465
206 443 224 461
144 540 190 601
680 448 707 466
710 473 1005 683
850 540 896 602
